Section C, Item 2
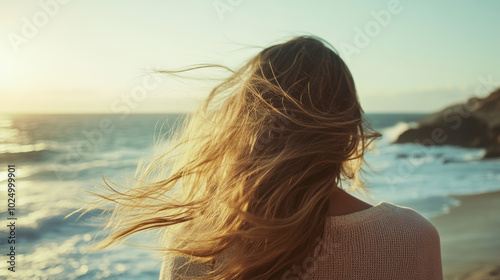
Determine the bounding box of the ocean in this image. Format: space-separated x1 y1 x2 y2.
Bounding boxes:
0 113 499 279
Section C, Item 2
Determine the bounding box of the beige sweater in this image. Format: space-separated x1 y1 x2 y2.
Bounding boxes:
159 202 443 279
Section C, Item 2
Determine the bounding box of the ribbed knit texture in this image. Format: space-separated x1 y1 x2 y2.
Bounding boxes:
159 202 443 279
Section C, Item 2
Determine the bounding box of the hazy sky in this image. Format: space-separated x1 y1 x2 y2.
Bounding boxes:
1 0 499 113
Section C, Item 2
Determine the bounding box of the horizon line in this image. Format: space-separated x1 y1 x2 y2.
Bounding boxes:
0 111 432 115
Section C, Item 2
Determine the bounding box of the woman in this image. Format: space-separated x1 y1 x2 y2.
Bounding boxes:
88 35 442 279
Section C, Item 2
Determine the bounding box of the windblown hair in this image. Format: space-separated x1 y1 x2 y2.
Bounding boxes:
80 35 381 279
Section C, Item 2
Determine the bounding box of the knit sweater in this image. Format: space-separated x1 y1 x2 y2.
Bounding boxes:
159 201 443 279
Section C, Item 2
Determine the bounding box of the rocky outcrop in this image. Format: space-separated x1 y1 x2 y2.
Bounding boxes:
395 88 500 158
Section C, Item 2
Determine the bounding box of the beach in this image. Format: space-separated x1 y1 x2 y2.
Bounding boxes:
431 190 500 280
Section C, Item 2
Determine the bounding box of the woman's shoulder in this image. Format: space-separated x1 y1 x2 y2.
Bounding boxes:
324 201 441 264
328 201 440 237
379 202 439 230
321 202 442 279
159 255 212 280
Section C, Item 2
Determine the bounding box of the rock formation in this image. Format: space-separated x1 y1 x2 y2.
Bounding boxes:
395 88 500 159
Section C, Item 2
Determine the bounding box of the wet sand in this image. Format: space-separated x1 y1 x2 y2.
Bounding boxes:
430 191 500 280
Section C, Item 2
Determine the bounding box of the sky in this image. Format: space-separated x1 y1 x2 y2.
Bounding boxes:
0 0 499 114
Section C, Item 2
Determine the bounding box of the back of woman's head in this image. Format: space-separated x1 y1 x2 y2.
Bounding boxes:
86 35 380 280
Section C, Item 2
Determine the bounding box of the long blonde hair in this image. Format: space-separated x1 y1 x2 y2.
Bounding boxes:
78 35 380 279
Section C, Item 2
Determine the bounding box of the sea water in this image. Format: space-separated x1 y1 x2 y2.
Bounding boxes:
0 113 498 279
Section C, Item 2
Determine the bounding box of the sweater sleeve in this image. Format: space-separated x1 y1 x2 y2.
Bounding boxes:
392 206 443 280
413 210 443 279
